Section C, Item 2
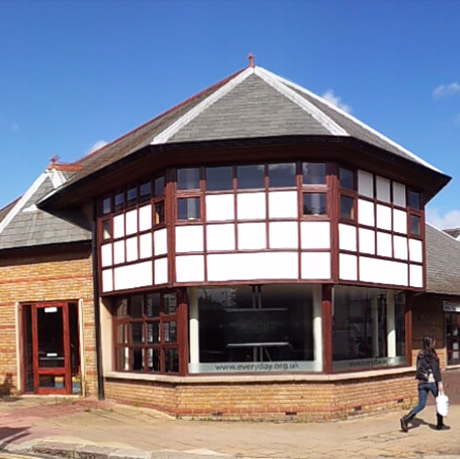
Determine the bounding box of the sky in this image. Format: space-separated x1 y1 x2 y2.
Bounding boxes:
1 0 460 229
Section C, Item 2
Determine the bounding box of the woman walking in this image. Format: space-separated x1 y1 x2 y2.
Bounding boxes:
400 335 446 432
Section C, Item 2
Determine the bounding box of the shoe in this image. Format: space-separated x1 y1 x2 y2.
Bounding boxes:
436 424 448 430
400 416 409 433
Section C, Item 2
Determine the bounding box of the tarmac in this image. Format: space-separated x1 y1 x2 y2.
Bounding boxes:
1 369 460 459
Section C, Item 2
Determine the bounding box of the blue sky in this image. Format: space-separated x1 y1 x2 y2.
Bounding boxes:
1 0 459 228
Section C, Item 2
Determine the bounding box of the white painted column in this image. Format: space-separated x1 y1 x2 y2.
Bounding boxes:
313 285 323 372
386 291 396 358
188 288 200 373
371 296 379 357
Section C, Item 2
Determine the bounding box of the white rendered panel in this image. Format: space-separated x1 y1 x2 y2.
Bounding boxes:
206 224 235 251
339 223 357 251
207 252 298 281
206 194 234 221
359 257 408 286
126 236 138 262
409 238 423 262
153 228 167 256
101 243 112 267
139 233 153 258
114 261 153 290
126 209 138 235
358 170 374 198
377 231 392 257
238 222 266 250
376 176 391 203
269 221 298 249
301 252 331 279
139 204 152 231
410 264 423 288
102 269 113 292
358 199 375 227
176 255 205 282
113 240 125 264
176 225 204 253
376 204 392 230
154 258 168 285
339 254 357 281
301 221 330 249
393 209 407 234
268 191 297 219
394 235 408 260
393 182 406 207
237 192 266 220
358 228 375 255
113 214 125 238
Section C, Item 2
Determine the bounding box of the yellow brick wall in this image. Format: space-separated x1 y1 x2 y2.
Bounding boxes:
0 249 97 396
104 373 417 421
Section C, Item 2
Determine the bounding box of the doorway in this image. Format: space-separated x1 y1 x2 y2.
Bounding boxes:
21 302 81 395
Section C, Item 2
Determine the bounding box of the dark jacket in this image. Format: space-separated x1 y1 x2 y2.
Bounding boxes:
415 350 442 383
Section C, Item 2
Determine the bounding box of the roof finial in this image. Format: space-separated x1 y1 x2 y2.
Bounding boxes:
247 53 255 68
48 155 60 169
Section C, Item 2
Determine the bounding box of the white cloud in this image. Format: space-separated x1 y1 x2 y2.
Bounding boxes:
432 82 460 99
322 89 352 113
425 207 460 230
88 140 108 154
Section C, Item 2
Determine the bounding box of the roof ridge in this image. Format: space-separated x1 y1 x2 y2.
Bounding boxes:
254 67 349 137
426 221 460 242
74 66 248 164
152 66 254 145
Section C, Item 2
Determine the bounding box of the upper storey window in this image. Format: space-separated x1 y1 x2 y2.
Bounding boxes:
408 189 422 210
303 162 326 185
237 165 264 189
177 168 200 190
206 166 233 191
268 163 296 188
339 167 355 191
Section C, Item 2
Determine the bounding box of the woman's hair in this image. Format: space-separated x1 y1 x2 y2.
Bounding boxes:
421 335 439 361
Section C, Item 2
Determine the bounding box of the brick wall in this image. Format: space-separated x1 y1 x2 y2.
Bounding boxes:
0 248 97 396
104 372 417 421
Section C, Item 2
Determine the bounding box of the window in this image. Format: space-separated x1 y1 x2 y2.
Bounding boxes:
177 168 200 190
206 166 233 191
102 197 112 215
303 162 326 185
102 220 112 240
237 165 264 189
113 291 181 374
177 197 200 221
340 195 355 220
268 163 296 188
114 191 125 211
303 193 327 216
139 181 151 202
127 187 137 207
154 201 165 225
339 167 355 191
408 189 421 210
154 176 165 197
410 214 421 236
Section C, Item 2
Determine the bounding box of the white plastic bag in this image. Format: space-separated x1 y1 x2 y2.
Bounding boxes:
436 391 449 417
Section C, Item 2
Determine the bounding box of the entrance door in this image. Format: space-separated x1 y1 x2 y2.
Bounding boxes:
22 302 80 395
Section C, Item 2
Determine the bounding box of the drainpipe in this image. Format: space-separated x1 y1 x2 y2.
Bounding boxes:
92 199 105 400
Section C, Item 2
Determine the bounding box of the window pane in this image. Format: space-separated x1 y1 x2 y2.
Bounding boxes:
116 347 128 371
147 322 160 344
147 348 160 372
164 348 179 373
177 197 200 221
102 220 112 240
410 214 421 236
237 165 264 189
154 201 165 224
154 176 165 196
102 197 111 214
268 163 296 188
206 166 233 191
116 324 127 344
408 189 421 210
132 348 144 371
340 195 355 220
127 187 137 206
146 293 161 317
116 299 128 317
303 163 326 185
339 167 355 191
114 192 125 211
163 293 178 314
139 181 151 202
303 193 327 215
177 168 200 190
131 323 144 345
130 295 144 318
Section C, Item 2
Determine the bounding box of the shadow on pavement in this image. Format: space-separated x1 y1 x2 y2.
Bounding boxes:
0 427 30 451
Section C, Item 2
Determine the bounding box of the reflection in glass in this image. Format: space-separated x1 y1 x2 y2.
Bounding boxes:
165 348 179 373
146 294 161 317
147 322 160 344
116 324 127 344
206 166 233 191
410 214 421 236
177 168 200 190
177 198 200 221
340 195 355 220
154 176 165 196
154 201 165 224
102 197 111 214
131 323 144 345
147 348 160 372
237 165 264 189
303 163 326 185
102 220 112 240
127 187 137 206
139 181 151 202
408 189 421 210
339 167 355 190
303 193 327 215
268 163 296 188
163 293 177 314
115 192 124 211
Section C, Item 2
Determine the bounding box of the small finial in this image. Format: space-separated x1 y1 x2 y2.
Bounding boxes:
247 53 255 68
48 155 60 169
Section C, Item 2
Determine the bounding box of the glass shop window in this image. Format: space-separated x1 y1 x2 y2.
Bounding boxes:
206 166 233 191
237 164 265 189
268 163 296 188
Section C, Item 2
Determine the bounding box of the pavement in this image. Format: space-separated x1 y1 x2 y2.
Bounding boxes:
1 369 460 459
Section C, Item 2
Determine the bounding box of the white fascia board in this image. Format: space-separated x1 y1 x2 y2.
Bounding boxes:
271 69 442 173
48 168 67 188
152 67 255 145
255 67 349 137
0 173 47 235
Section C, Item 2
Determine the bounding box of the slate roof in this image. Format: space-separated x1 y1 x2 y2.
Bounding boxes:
426 223 460 295
0 169 91 251
48 65 445 197
443 228 460 239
